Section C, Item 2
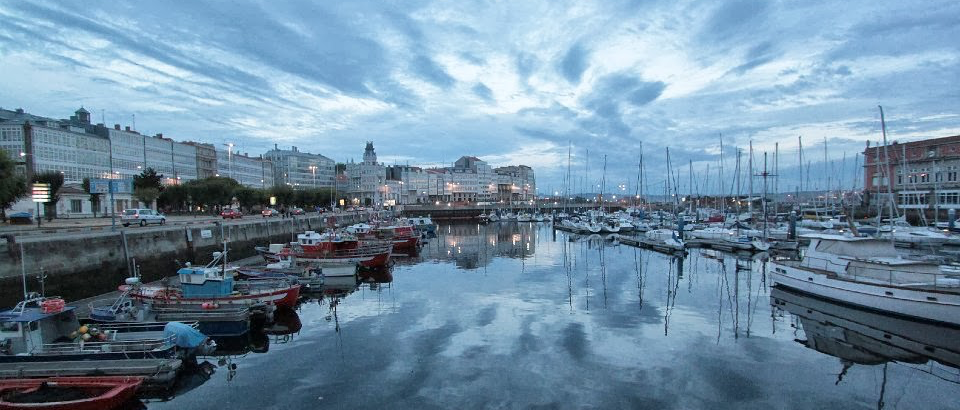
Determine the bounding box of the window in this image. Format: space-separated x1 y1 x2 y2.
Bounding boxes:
70 199 82 213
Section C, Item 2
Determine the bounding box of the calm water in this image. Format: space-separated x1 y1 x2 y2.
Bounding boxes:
147 222 960 409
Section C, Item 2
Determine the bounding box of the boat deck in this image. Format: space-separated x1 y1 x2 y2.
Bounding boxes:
0 358 182 384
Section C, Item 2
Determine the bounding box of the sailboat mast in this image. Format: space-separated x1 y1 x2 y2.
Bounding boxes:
879 105 896 236
565 142 571 213
635 142 642 208
798 136 804 209
749 140 754 216
600 155 607 213
719 134 725 216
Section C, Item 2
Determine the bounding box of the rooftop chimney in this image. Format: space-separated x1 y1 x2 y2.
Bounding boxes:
15 108 23 114
125 126 131 132
114 124 121 130
292 146 298 152
155 133 163 138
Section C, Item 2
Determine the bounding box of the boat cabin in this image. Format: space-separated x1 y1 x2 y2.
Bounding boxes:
178 267 233 298
799 234 955 285
0 299 80 355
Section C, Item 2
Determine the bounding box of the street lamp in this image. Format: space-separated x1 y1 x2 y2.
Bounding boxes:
308 165 317 188
223 143 234 179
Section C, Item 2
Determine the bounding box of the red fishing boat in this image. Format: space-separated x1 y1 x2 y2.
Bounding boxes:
269 231 392 268
346 222 421 253
0 376 143 410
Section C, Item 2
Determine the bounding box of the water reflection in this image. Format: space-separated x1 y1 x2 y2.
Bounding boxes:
421 222 538 269
771 287 960 388
144 223 960 409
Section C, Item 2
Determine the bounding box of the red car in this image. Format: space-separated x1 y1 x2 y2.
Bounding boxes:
221 209 243 219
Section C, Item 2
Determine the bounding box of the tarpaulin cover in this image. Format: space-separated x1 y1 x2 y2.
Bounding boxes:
164 322 208 348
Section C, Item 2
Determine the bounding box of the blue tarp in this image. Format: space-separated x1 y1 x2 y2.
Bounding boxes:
164 322 208 348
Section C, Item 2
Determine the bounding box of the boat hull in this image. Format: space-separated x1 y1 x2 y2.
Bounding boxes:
770 262 960 326
131 285 300 309
0 376 143 410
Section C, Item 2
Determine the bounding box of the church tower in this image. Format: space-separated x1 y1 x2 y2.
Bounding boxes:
363 141 377 164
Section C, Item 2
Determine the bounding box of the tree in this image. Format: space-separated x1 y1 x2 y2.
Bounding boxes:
158 184 189 212
133 168 163 209
185 177 239 212
234 186 266 211
270 185 294 207
335 163 346 175
81 178 103 217
0 149 28 222
31 171 64 220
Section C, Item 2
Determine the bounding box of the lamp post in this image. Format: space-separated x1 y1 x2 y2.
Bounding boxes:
223 143 234 180
309 165 317 188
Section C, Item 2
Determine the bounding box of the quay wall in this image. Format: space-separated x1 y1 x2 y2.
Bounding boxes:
0 213 371 308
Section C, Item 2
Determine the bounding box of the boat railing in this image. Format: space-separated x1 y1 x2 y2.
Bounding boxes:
801 255 958 288
151 306 250 321
33 333 177 355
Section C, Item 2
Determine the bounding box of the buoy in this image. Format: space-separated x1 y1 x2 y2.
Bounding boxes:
81 333 92 341
96 333 108 341
78 325 89 334
69 331 78 339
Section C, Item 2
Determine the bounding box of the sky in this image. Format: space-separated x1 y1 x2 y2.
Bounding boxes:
1 0 959 195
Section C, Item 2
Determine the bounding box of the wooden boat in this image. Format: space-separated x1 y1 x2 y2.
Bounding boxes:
125 252 301 309
0 376 143 410
770 234 960 326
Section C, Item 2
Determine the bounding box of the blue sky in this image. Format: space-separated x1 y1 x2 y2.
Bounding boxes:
1 0 959 194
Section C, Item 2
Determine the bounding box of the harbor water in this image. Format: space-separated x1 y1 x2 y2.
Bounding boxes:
144 222 959 409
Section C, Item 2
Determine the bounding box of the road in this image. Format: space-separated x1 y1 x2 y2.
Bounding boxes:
0 212 339 241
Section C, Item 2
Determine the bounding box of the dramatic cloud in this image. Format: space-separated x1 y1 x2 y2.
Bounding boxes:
0 0 958 192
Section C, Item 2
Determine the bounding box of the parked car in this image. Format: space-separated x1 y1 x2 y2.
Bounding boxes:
261 208 279 217
121 209 166 227
290 207 305 216
221 209 243 219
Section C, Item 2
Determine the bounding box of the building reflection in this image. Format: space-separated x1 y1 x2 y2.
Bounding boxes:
420 222 538 269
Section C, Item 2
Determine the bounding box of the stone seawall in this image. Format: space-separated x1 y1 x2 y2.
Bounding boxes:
0 213 371 308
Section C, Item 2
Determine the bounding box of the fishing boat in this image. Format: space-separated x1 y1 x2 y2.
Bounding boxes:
125 252 301 309
265 231 393 269
235 257 324 291
88 294 251 338
0 376 143 410
0 297 207 384
370 223 421 252
770 234 960 326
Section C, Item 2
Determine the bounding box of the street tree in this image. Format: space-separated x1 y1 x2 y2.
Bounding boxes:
31 171 64 220
133 168 163 208
0 149 28 222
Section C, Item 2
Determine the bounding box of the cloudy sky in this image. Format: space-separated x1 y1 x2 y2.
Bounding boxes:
1 0 958 194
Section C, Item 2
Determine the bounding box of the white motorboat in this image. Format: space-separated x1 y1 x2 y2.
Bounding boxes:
770 234 960 326
888 226 951 247
645 229 676 242
688 226 736 240
600 220 620 234
517 212 532 222
487 213 501 222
